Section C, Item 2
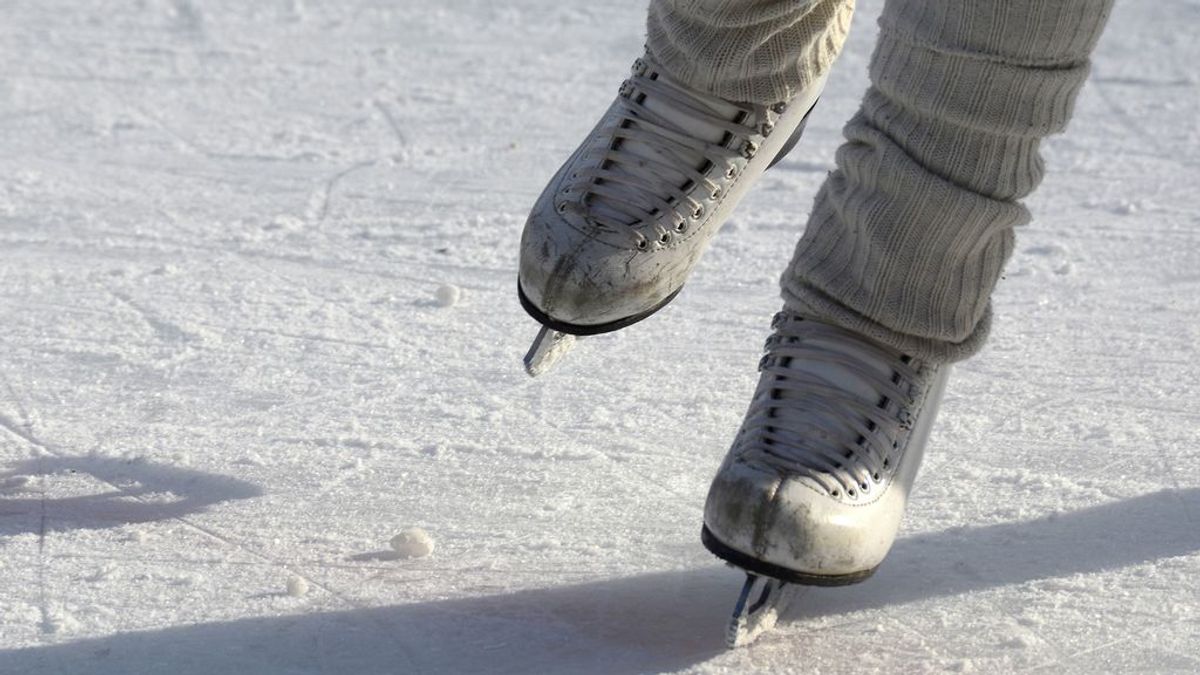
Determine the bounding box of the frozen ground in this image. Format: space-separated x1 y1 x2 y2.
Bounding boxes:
1 1 1198 673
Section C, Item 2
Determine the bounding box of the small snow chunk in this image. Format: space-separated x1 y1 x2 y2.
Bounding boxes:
390 528 435 558
286 576 310 597
1112 200 1139 216
435 284 462 308
126 530 149 544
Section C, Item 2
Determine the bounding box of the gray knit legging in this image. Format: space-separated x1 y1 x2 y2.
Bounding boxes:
647 0 1113 362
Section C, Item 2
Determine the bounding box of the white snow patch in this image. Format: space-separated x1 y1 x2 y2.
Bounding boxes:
390 528 435 558
435 283 463 307
286 576 310 597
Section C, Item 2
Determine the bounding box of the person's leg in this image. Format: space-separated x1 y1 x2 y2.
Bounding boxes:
703 0 1115 590
646 0 855 104
782 0 1114 362
518 0 857 344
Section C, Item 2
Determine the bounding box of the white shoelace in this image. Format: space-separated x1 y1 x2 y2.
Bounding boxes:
735 313 932 499
560 57 779 249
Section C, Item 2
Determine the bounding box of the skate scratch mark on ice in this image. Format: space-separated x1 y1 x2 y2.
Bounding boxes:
80 61 212 157
0 376 54 636
308 160 377 224
216 324 392 351
1023 632 1141 672
527 399 698 513
373 100 409 149
1089 66 1176 162
506 377 693 501
110 291 200 345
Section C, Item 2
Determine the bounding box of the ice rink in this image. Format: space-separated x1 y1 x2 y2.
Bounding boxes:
2 1 1198 672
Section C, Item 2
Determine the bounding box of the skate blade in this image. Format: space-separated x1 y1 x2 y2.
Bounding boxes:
727 572 797 649
523 325 577 377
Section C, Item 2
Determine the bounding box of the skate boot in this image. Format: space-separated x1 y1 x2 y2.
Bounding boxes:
702 312 951 647
519 53 826 376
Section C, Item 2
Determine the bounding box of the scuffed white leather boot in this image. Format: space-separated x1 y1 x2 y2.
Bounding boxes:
703 312 950 585
518 53 826 336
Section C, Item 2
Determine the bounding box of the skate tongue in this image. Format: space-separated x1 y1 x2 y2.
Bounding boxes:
791 338 893 402
769 333 902 461
586 67 747 228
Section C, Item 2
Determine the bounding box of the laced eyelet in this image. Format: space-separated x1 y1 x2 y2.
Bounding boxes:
675 221 687 233
742 141 759 159
692 205 705 219
711 188 722 200
725 166 737 179
556 202 567 213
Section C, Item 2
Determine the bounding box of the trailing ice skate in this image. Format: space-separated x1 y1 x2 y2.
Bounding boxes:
703 312 950 647
518 54 825 375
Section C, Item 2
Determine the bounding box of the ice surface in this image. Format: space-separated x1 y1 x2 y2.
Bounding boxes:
1 0 1198 673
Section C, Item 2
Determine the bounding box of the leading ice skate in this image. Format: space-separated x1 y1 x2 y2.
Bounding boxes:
704 312 950 647
519 54 825 376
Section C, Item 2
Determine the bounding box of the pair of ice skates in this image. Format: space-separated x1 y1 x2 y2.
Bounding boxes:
517 55 949 647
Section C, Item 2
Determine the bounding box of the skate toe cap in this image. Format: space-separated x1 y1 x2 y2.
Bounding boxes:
704 460 901 578
518 213 683 330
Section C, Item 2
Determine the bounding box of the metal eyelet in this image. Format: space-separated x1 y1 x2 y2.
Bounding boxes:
771 102 787 114
692 205 705 219
675 221 687 233
556 202 567 213
711 188 722 200
635 238 648 251
725 166 737 179
659 231 671 244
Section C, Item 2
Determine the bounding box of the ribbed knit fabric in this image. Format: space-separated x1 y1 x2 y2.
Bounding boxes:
646 0 855 104
781 0 1114 363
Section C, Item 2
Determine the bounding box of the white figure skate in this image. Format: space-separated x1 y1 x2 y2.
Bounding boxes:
703 312 951 647
519 55 826 376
